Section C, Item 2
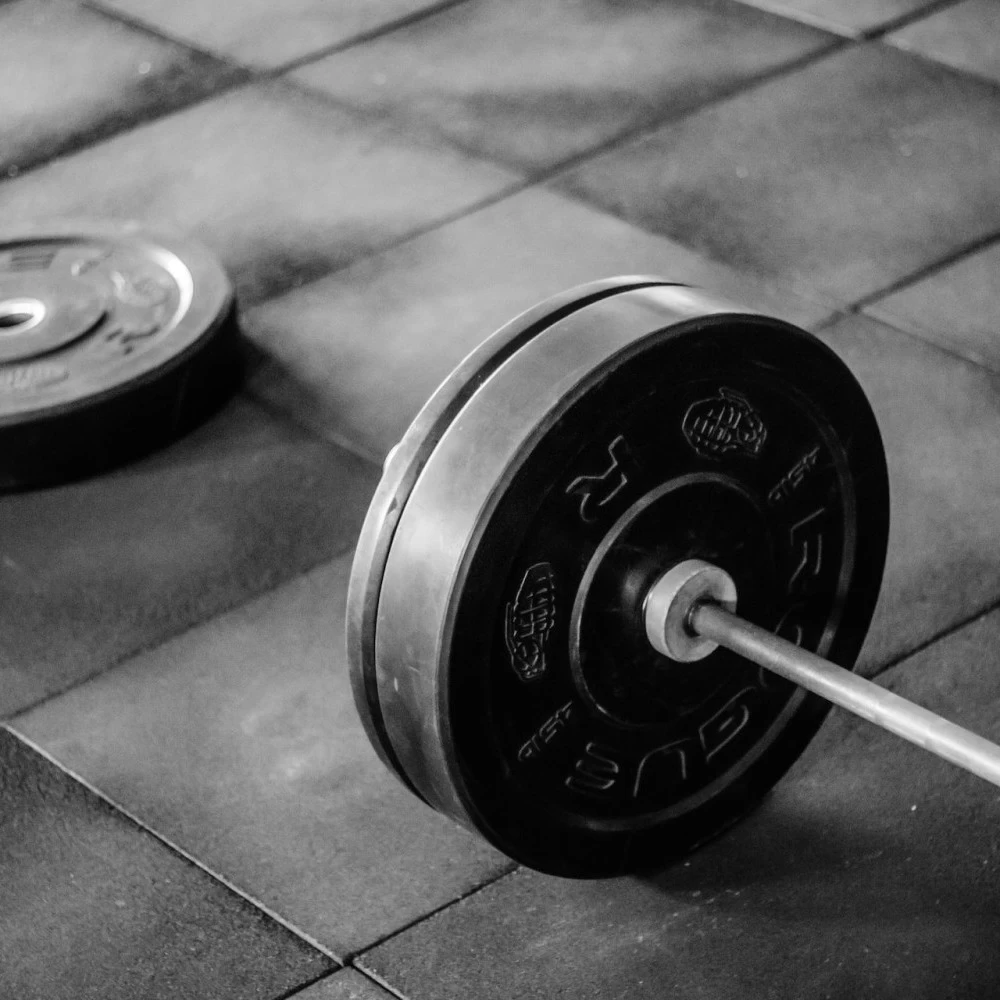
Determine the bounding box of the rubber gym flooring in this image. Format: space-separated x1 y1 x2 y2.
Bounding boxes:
3 0 1000 996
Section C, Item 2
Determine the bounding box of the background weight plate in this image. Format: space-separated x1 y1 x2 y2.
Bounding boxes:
347 277 675 797
370 283 889 877
0 220 241 490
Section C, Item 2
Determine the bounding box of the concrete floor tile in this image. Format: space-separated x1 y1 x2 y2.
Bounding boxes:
244 186 835 460
0 0 242 177
817 314 1000 671
291 0 833 174
0 727 334 1000
96 0 454 70
361 611 1000 999
887 0 1000 84
555 41 1000 305
0 395 377 717
296 969 396 999
866 241 1000 373
735 0 946 34
11 554 514 958
0 81 516 305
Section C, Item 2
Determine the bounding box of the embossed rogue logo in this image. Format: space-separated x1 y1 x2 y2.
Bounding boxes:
682 387 767 459
505 562 557 683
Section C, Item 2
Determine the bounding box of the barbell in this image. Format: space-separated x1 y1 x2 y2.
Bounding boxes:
346 277 994 878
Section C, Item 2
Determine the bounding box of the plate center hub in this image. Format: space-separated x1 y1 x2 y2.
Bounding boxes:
0 298 46 336
569 474 776 729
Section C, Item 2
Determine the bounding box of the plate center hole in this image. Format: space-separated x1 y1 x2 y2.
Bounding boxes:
0 298 45 335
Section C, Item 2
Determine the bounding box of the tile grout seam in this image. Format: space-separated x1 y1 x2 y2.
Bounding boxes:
858 0 969 39
346 864 520 962
281 31 854 194
871 595 1000 683
244 387 387 468
725 0 861 37
534 31 1000 206
82 0 470 78
272 0 471 74
82 0 250 71
875 33 1000 96
850 231 1000 314
275 963 413 1000
2 724 344 964
6 0 472 189
725 0 965 40
2 517 368 726
853 307 1000 380
350 961 413 1000
271 968 346 1000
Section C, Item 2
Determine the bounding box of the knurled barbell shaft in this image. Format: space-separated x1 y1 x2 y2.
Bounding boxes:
690 601 1000 790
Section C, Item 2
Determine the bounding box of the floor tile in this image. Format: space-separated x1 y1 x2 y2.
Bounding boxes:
555 41 1000 306
244 186 835 461
887 0 1000 84
0 0 242 177
866 240 1000 372
360 609 1000 1000
0 395 377 717
0 727 334 1000
11 553 514 959
292 0 833 174
296 969 395 999
735 0 946 34
95 0 454 70
0 81 516 305
818 313 1000 671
